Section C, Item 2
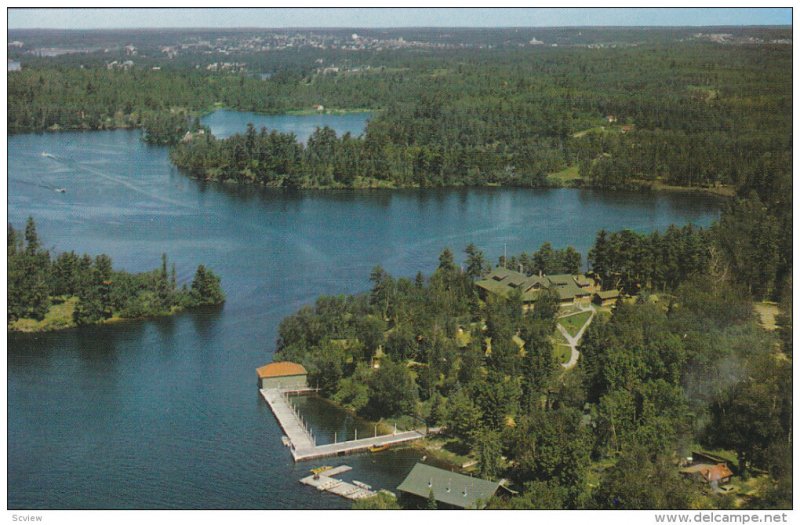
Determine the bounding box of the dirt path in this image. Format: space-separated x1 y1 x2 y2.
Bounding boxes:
557 303 595 369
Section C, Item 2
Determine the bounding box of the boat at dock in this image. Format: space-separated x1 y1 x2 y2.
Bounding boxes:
369 444 390 453
310 465 333 476
353 480 372 490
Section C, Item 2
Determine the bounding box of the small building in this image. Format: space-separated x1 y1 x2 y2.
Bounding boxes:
681 463 734 490
256 361 308 390
397 463 502 509
593 289 620 307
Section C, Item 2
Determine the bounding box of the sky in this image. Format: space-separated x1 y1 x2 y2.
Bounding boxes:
7 8 793 30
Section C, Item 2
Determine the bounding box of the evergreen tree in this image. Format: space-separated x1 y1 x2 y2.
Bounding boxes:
24 216 40 255
476 430 502 480
190 264 225 305
427 489 438 510
464 243 488 279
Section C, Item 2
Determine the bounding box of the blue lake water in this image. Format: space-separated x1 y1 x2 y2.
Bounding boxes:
7 113 721 509
200 109 373 142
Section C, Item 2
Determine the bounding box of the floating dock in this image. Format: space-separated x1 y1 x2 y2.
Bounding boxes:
260 388 427 462
299 464 376 501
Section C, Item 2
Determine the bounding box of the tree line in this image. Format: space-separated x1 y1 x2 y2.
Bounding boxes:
8 217 225 328
9 41 790 196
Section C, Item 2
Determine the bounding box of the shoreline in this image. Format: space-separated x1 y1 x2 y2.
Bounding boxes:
7 303 223 334
294 392 466 471
188 171 734 199
12 115 736 201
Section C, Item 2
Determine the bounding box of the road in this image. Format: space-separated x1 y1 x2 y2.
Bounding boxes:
557 303 595 369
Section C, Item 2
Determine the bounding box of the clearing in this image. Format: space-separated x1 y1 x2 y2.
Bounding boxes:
558 310 592 338
754 302 779 331
548 165 581 184
9 296 78 332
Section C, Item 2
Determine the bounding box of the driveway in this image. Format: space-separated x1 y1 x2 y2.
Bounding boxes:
557 303 595 369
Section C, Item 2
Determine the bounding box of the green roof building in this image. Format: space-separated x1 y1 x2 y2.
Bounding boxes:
396 463 501 509
475 267 595 308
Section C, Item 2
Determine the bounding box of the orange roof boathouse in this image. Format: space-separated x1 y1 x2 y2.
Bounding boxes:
256 361 308 391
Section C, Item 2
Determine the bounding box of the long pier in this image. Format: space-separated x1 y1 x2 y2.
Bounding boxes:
260 388 427 462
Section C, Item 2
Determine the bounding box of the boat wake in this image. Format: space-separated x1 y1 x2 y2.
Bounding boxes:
41 152 201 211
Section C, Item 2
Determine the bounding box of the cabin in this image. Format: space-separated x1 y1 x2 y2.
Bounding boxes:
593 289 620 307
396 463 502 509
256 361 308 390
475 267 595 311
680 463 734 490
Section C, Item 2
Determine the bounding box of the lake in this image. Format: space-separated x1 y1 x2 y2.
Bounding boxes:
200 109 373 142
7 112 721 509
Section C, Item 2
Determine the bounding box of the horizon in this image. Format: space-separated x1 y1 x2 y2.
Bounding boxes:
8 24 794 32
8 7 792 30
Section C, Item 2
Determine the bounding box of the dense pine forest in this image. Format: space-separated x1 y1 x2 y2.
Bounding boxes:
7 218 225 331
9 35 791 194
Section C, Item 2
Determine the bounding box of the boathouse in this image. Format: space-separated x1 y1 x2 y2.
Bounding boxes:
397 463 502 509
256 361 308 390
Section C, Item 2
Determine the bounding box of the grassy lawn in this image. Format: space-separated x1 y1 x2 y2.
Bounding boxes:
554 344 572 364
413 437 474 469
754 301 779 331
571 126 607 138
558 311 592 337
595 308 613 321
552 328 569 345
548 164 581 184
9 296 78 332
687 85 719 103
558 303 583 316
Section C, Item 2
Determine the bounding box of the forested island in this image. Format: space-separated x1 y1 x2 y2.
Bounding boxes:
7 217 225 331
8 27 790 193
276 191 791 509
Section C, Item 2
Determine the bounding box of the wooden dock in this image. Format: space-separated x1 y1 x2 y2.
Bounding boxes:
261 388 316 452
260 388 427 462
299 464 376 501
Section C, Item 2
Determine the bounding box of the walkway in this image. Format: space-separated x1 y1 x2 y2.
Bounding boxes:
556 303 595 369
261 388 315 451
292 429 426 461
260 388 427 462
